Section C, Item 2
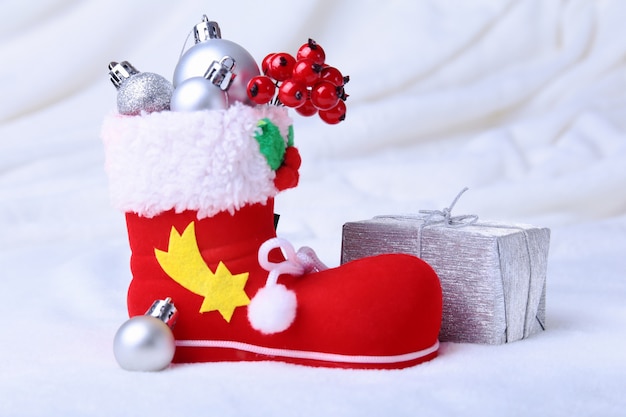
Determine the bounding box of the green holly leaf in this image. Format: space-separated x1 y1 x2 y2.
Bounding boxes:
254 118 286 170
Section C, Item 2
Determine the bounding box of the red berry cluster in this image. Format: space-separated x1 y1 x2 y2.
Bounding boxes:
246 39 349 124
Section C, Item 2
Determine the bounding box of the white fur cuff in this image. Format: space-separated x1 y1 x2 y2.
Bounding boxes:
101 103 292 219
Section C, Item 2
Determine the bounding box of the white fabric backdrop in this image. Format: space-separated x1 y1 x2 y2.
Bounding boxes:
1 0 625 415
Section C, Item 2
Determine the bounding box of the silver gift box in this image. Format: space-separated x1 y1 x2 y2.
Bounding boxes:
341 215 550 344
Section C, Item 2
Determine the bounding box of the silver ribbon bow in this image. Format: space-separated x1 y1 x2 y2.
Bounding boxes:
375 187 479 257
418 187 479 228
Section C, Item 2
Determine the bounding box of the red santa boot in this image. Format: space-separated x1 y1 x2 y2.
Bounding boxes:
102 104 442 369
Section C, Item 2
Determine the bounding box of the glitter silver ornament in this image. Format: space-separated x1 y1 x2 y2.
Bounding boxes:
109 61 173 115
170 56 235 112
173 16 259 106
113 298 178 372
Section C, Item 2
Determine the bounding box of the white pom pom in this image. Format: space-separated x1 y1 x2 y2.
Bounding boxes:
248 284 297 334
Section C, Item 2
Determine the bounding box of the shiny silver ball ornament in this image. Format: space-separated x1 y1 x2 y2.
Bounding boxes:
170 77 229 111
173 16 259 106
113 298 178 372
113 316 174 371
109 61 173 115
170 56 235 112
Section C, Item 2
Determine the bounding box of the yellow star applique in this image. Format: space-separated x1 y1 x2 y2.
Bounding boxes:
198 261 250 321
154 222 251 322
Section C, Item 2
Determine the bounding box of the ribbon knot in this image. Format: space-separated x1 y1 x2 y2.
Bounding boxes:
418 187 478 228
373 187 479 259
258 238 328 286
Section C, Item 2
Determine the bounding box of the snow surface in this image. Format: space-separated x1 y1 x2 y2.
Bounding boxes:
1 1 625 416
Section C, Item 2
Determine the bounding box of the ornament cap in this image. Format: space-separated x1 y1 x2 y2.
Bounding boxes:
145 297 178 329
194 15 221 43
109 61 140 89
204 56 236 91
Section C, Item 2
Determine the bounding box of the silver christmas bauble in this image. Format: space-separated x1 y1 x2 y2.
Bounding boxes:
173 39 259 106
117 72 174 115
109 61 173 115
113 315 176 371
170 76 229 111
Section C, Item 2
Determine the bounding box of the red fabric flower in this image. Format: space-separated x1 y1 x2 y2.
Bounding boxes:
274 146 301 191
